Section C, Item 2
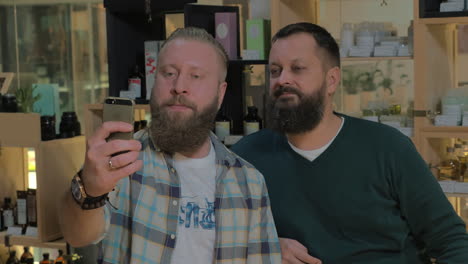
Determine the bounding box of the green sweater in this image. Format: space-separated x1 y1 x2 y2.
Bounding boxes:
232 115 468 264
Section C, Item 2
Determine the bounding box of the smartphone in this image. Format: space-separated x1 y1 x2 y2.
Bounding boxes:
103 97 135 141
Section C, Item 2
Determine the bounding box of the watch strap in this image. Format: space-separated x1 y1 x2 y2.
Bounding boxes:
72 170 109 210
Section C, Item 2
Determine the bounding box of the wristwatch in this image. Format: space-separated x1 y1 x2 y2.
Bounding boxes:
71 170 108 210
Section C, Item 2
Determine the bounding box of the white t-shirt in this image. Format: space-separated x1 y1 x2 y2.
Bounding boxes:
170 143 217 264
289 117 345 162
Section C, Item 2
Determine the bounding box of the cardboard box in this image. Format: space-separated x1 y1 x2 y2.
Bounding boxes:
246 19 271 60
215 12 238 59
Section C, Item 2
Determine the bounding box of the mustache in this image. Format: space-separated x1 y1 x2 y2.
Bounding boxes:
162 95 197 110
273 86 303 98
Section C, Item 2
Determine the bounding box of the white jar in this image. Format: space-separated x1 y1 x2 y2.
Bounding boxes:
356 22 375 49
341 23 354 50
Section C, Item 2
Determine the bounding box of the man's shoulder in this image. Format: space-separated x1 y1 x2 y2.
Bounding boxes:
214 140 268 191
340 114 415 150
231 129 282 154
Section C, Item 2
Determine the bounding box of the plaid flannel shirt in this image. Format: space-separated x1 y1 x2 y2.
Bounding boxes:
99 130 281 264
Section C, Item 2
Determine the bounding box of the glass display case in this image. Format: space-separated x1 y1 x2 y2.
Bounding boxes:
0 0 108 129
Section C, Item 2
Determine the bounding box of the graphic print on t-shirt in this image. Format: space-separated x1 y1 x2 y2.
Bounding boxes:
178 195 215 230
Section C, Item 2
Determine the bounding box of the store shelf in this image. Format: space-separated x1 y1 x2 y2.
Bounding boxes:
0 134 85 243
0 232 67 251
446 192 468 198
0 113 41 148
418 16 468 25
420 126 468 138
86 103 150 111
342 56 413 62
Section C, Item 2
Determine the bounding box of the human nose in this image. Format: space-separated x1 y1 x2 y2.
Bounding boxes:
172 74 189 95
277 69 293 87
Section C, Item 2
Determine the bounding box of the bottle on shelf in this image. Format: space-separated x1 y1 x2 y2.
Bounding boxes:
438 147 460 181
455 143 467 182
139 109 148 130
26 189 37 227
6 251 19 264
16 191 28 231
55 249 65 264
0 205 4 231
243 106 262 136
215 109 232 142
2 197 15 229
20 247 34 264
128 65 144 100
39 253 53 264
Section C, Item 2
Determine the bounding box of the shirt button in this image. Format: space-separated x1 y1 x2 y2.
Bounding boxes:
170 167 175 173
170 234 176 239
172 200 178 206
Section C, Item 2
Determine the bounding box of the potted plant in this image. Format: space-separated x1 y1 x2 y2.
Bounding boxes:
341 66 365 116
15 84 41 113
358 67 381 109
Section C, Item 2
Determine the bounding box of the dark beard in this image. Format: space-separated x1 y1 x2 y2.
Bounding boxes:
267 84 326 134
149 95 218 154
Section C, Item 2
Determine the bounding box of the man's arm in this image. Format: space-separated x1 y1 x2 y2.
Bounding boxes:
395 137 468 262
59 122 142 247
246 175 282 264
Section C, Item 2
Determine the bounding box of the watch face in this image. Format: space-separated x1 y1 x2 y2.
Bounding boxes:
72 179 83 200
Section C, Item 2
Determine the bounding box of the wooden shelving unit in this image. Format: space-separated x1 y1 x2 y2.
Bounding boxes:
0 232 67 251
342 56 413 62
418 17 468 25
0 113 85 249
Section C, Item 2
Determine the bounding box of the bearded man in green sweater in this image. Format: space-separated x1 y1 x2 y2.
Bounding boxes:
232 22 468 264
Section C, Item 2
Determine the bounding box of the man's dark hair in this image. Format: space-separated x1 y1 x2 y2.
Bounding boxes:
272 22 340 69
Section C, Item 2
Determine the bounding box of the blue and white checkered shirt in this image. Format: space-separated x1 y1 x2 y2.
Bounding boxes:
98 130 281 264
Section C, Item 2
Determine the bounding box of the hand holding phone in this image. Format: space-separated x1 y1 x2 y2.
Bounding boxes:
103 97 135 141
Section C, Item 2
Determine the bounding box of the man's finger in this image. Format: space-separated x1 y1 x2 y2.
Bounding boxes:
99 140 142 157
110 159 143 182
88 121 134 146
282 256 304 264
295 250 322 264
108 151 140 170
287 238 308 252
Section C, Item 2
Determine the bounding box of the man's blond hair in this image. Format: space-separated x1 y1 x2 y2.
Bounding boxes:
160 27 228 80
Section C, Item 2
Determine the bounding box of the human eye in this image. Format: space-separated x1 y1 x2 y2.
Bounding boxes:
292 65 305 72
269 67 281 78
162 69 177 78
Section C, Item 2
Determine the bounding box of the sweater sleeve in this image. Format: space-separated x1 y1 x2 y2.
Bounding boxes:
394 137 468 263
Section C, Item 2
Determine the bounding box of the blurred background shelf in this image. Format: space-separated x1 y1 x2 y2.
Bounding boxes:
0 233 67 251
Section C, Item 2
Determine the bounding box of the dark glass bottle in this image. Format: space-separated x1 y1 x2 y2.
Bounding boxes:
39 253 53 264
6 251 19 264
243 106 262 135
20 247 34 264
2 94 18 112
55 249 65 264
0 92 3 112
128 65 145 100
215 110 232 142
2 197 14 229
27 189 37 227
59 112 81 138
41 115 56 141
